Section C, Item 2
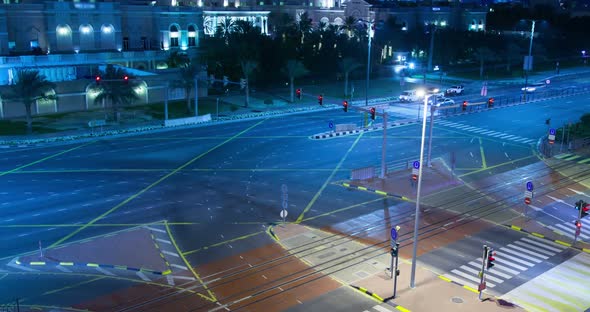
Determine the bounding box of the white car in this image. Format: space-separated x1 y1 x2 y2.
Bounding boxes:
521 82 546 93
445 85 464 96
429 97 454 106
399 90 422 102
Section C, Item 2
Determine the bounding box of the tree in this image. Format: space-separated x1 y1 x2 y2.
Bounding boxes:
282 59 309 103
166 51 189 68
474 47 496 78
216 16 235 43
339 57 361 98
240 60 257 108
296 12 313 44
5 69 56 134
172 60 200 114
90 64 141 122
341 16 357 38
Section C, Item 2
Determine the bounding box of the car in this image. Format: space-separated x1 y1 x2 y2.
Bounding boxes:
445 85 464 96
427 87 444 97
428 96 454 106
399 90 422 102
521 82 546 93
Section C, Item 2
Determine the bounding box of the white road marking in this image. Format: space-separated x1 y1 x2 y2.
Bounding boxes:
162 250 180 257
171 263 188 270
136 271 151 281
156 238 172 245
146 227 166 233
96 267 116 276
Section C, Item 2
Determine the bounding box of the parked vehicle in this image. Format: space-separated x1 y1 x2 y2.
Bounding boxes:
399 90 422 102
445 85 464 96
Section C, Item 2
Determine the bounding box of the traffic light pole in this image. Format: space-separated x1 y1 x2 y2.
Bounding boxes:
427 104 435 167
164 82 169 121
194 76 199 117
392 242 400 299
478 245 488 301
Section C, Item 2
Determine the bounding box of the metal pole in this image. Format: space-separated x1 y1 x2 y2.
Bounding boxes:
427 25 435 71
393 242 400 298
389 249 394 279
164 82 169 121
410 95 429 288
478 245 487 301
560 125 565 152
216 97 219 119
427 104 435 167
365 21 372 107
528 20 536 57
524 20 535 103
195 76 199 117
380 112 387 178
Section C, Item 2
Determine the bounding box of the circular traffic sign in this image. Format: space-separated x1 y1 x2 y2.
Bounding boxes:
546 79 551 84
524 197 531 205
526 181 534 192
549 128 556 135
390 227 398 241
413 161 420 169
280 209 288 218
329 121 334 129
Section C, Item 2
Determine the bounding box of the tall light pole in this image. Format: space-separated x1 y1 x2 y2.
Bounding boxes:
359 19 374 107
523 20 536 102
410 90 430 288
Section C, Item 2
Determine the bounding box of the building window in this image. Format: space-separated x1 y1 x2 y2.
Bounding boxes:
170 25 179 47
141 36 148 50
123 37 129 50
188 25 196 47
8 41 15 51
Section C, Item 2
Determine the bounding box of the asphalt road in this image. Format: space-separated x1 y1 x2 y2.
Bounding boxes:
1 76 590 310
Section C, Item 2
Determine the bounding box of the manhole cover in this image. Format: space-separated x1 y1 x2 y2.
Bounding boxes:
451 297 464 304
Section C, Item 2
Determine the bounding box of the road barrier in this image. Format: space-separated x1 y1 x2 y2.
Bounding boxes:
351 166 375 180
163 114 212 127
335 124 356 132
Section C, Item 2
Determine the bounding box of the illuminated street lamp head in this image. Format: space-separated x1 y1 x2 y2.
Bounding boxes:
416 89 426 97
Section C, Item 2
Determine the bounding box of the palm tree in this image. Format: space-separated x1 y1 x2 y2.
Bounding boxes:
90 64 141 122
296 12 313 44
172 60 200 114
339 57 361 98
474 47 496 79
166 51 189 68
240 60 257 108
5 69 56 134
216 16 235 43
341 16 357 38
282 59 309 103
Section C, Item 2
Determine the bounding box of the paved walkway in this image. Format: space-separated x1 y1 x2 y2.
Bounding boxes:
273 223 524 312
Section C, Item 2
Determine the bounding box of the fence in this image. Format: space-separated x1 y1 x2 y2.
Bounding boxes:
351 166 375 180
437 86 588 117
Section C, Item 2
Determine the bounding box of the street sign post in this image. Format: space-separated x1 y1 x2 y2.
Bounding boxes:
524 197 531 205
280 209 288 223
389 225 401 299
526 181 534 192
548 128 556 144
281 185 288 222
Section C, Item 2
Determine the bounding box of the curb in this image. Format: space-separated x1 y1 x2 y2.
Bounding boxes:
504 224 590 254
437 275 479 293
14 258 171 276
349 285 411 312
266 224 280 242
341 182 409 201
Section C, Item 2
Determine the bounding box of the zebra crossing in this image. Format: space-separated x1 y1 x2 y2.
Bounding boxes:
361 304 395 312
554 152 590 164
548 217 590 241
442 235 567 291
436 120 537 144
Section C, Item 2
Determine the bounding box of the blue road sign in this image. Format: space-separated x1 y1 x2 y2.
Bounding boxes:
549 128 556 135
413 161 420 169
390 227 398 241
329 121 334 129
526 181 534 192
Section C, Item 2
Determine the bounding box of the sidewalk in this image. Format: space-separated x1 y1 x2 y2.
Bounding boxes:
273 223 524 312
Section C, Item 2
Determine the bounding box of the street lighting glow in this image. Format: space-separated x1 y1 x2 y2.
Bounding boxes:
416 89 425 97
408 62 415 69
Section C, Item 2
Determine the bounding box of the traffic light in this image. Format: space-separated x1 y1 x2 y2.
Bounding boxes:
575 200 583 211
370 107 376 120
583 203 589 218
95 75 101 85
575 220 582 229
296 88 301 100
343 100 348 112
123 75 129 84
486 248 496 269
462 100 468 111
318 95 323 105
487 97 494 108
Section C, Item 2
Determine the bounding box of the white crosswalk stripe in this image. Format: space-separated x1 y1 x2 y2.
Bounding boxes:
444 237 564 289
372 305 394 312
550 222 590 240
437 120 535 144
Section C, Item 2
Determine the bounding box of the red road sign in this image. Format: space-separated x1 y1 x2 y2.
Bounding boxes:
478 282 486 291
412 174 417 181
524 197 531 205
549 140 554 144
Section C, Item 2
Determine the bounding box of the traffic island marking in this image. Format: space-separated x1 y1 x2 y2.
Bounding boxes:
340 182 409 201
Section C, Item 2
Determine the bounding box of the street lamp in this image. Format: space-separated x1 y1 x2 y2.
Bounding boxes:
358 19 375 107
583 50 587 65
410 89 430 288
522 19 544 101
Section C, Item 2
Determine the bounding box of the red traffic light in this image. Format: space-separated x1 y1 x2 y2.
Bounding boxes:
95 76 101 82
124 75 129 81
462 101 468 106
343 100 348 112
318 95 323 105
575 220 582 228
370 107 376 120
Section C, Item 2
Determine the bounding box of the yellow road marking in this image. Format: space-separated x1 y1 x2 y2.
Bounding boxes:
458 155 536 178
42 277 105 295
0 141 95 177
438 275 451 282
49 120 265 248
15 305 89 312
182 231 264 256
301 198 384 222
479 137 487 169
395 305 411 312
296 131 365 223
14 168 350 174
165 221 216 302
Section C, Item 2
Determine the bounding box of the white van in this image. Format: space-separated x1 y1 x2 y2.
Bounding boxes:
399 90 422 102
